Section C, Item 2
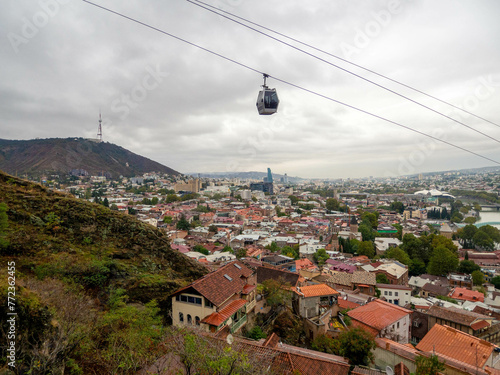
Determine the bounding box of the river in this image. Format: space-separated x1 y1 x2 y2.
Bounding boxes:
476 209 500 229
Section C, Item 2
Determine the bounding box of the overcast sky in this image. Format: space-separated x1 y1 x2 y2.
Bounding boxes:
1 0 499 179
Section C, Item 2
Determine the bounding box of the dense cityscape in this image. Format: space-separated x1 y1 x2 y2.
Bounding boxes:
18 165 499 373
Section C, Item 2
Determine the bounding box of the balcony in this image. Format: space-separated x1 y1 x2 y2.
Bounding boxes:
246 299 256 313
230 314 247 334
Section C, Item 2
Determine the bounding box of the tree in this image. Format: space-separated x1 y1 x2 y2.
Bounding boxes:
459 224 478 248
384 247 410 265
357 241 375 258
473 230 494 250
222 245 233 253
464 216 476 224
376 273 389 284
311 334 337 354
361 212 378 229
325 198 340 212
415 355 445 375
334 327 376 366
491 275 500 290
479 225 500 243
427 246 459 276
163 216 173 224
261 278 291 308
472 270 485 286
458 260 480 274
281 245 300 260
289 195 299 205
265 241 279 253
409 258 427 276
235 247 247 259
176 215 191 231
161 327 267 375
359 224 376 242
314 248 330 266
247 326 266 340
0 203 9 250
193 245 210 255
390 201 405 214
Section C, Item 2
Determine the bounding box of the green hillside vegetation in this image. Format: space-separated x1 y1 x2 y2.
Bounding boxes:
0 171 206 373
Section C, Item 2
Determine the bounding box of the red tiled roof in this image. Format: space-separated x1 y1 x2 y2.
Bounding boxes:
338 298 361 310
471 320 490 331
201 299 247 327
295 284 339 298
241 284 256 295
416 324 494 368
348 299 411 331
450 287 485 302
171 260 253 306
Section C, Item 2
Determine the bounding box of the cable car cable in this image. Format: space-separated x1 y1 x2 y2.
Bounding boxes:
81 0 500 167
186 0 500 144
190 0 500 130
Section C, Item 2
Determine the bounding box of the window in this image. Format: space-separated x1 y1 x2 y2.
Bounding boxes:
397 322 400 329
389 291 392 296
384 291 388 296
187 314 192 325
195 316 200 326
179 312 184 323
205 299 214 308
395 292 398 296
179 295 202 305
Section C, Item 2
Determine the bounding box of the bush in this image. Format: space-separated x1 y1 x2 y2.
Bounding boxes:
247 326 267 340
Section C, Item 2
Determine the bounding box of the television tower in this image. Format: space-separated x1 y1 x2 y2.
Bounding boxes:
97 111 103 142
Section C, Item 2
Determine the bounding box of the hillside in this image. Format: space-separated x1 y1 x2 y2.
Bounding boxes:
0 171 206 372
0 137 179 178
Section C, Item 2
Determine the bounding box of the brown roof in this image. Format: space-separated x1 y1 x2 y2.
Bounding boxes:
256 266 300 286
171 260 253 306
416 324 495 368
427 305 490 327
328 271 376 287
348 299 411 331
422 282 449 296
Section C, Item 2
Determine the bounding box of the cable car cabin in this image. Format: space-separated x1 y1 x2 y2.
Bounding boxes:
256 88 279 115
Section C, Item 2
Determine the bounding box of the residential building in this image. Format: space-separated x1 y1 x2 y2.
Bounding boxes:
416 324 500 371
326 270 376 296
348 299 412 344
377 284 412 306
171 260 256 334
426 304 494 336
292 284 339 319
449 287 485 304
448 272 473 289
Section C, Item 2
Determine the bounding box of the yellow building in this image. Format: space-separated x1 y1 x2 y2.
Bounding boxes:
171 260 257 334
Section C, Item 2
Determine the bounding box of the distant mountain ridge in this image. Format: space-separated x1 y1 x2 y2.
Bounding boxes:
0 138 179 178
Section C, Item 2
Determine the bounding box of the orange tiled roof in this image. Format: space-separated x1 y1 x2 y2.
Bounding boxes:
416 324 495 368
450 287 485 303
295 284 339 298
348 299 411 331
295 258 316 270
201 299 247 327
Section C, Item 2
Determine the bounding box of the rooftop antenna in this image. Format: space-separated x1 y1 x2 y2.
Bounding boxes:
97 111 103 142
